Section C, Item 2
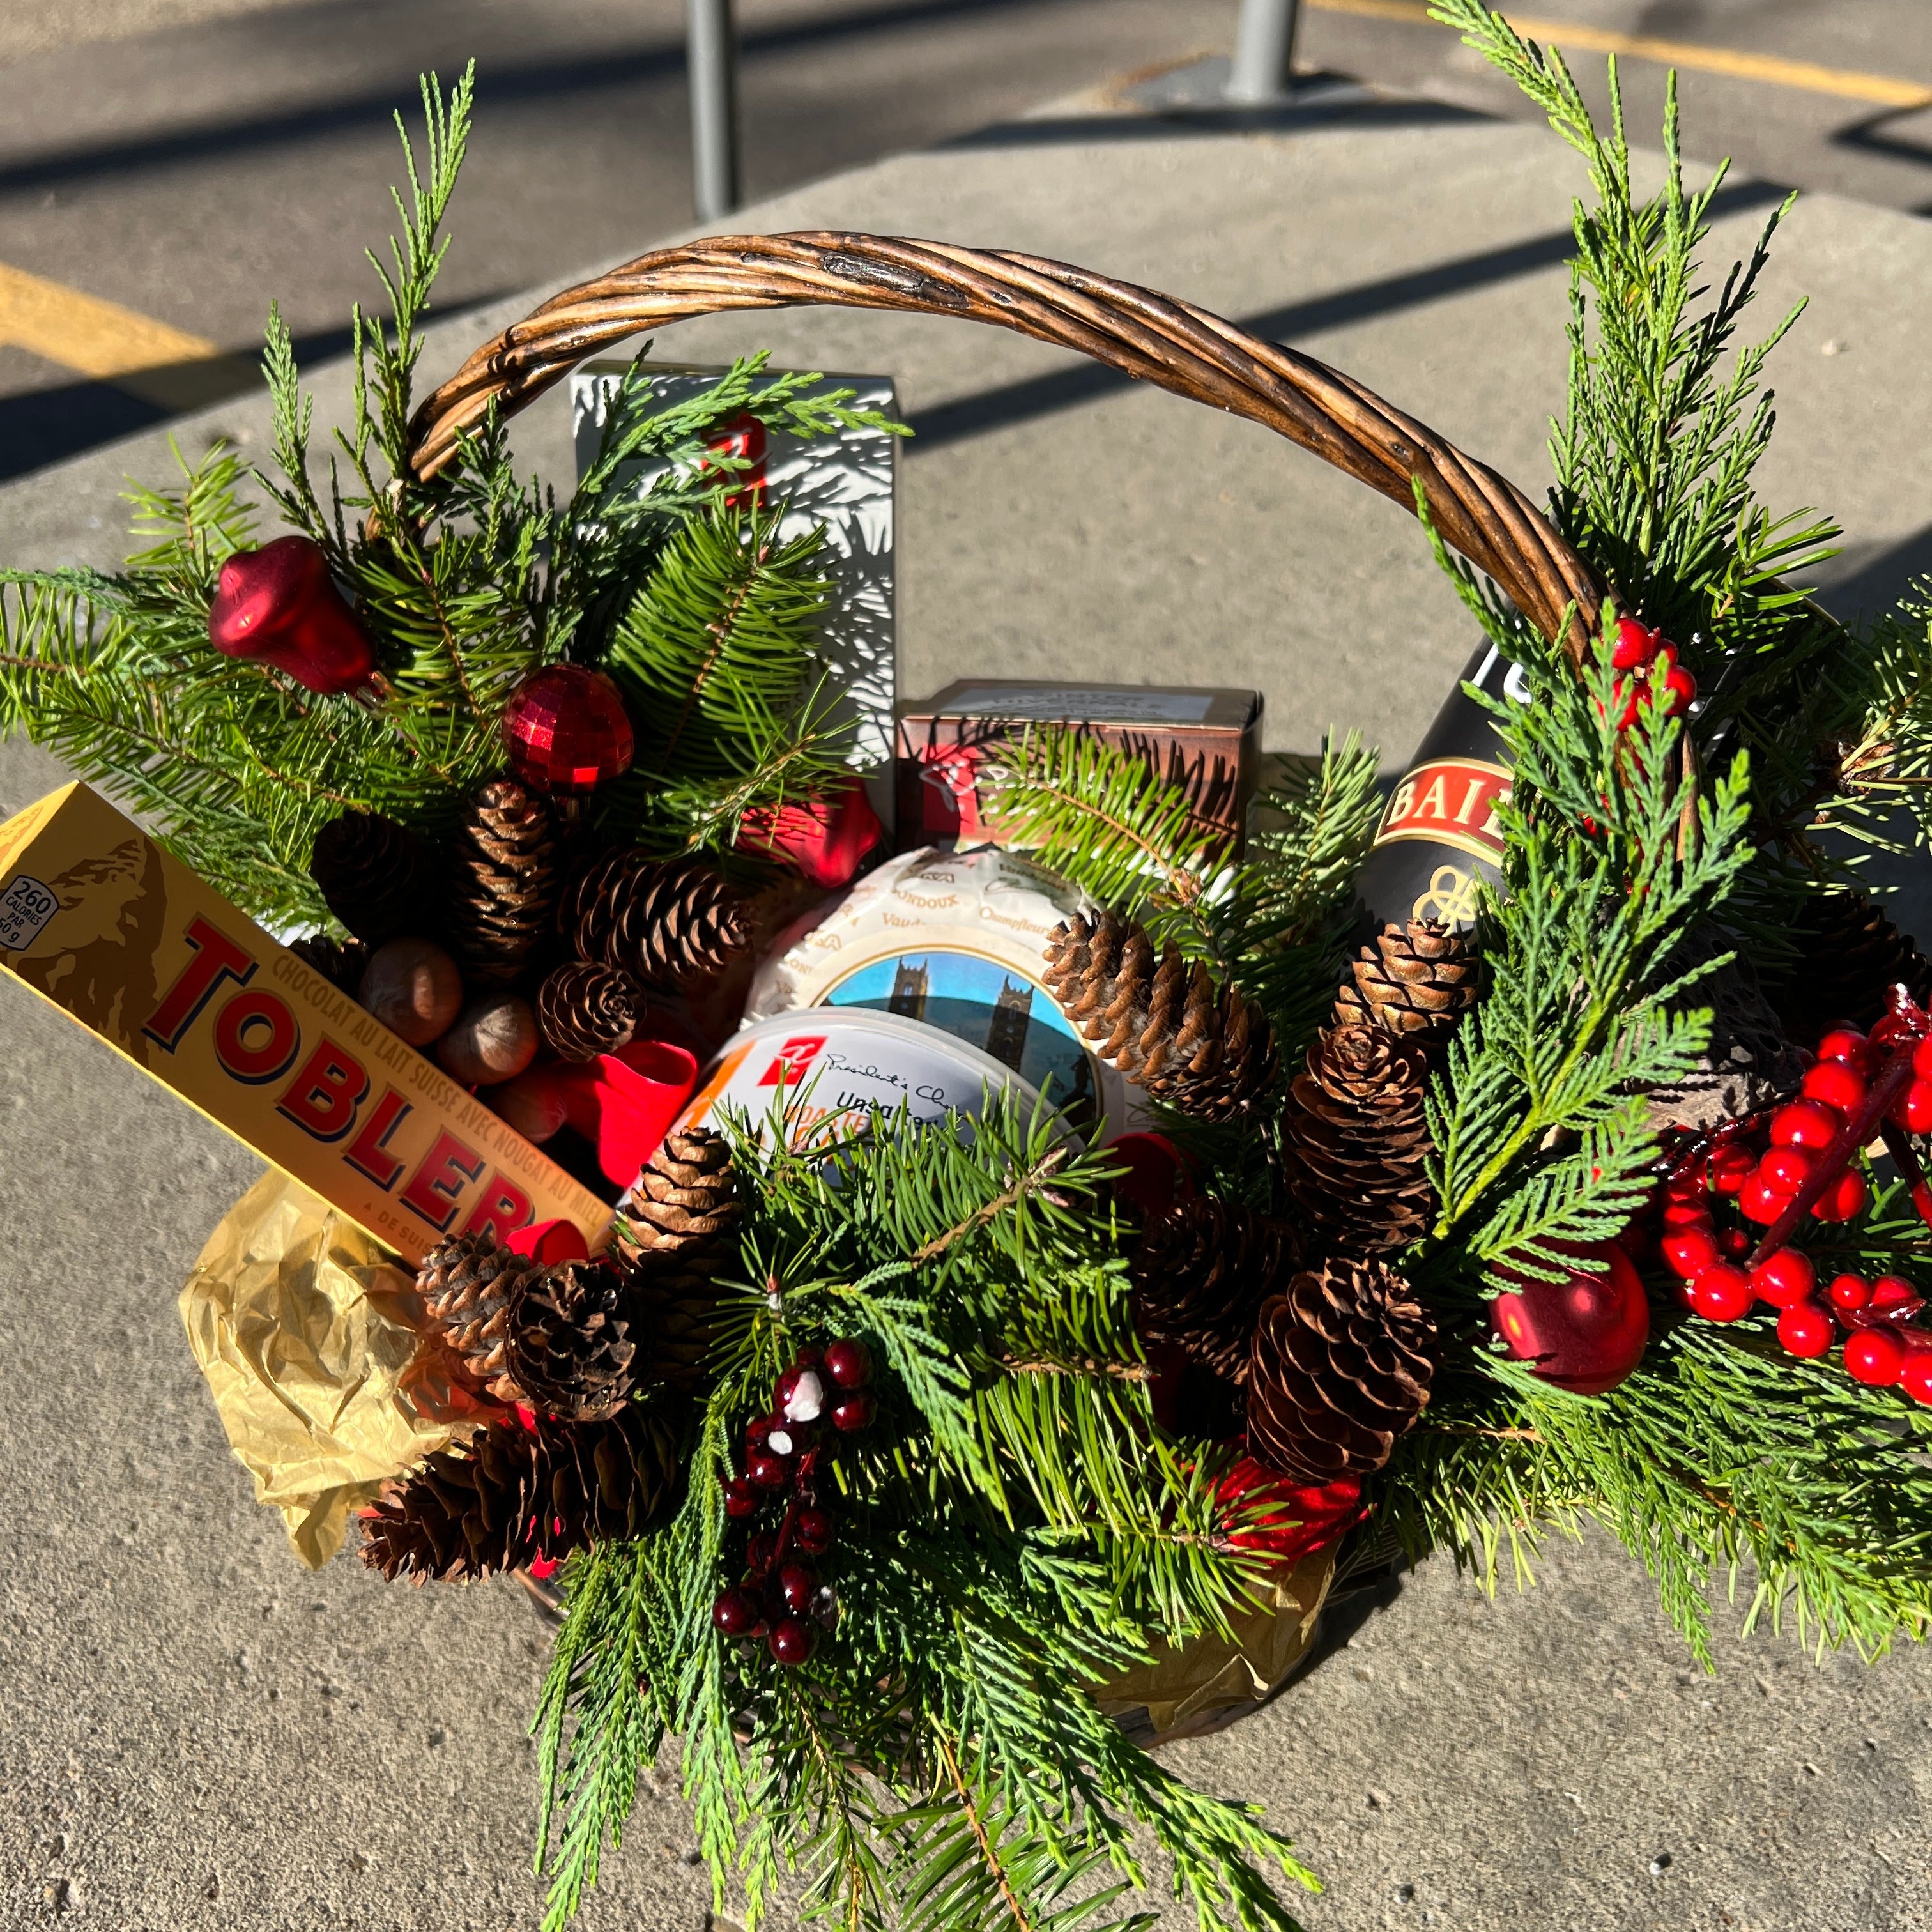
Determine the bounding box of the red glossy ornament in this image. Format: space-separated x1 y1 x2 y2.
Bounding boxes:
712 1586 762 1635
723 1478 760 1520
769 1614 817 1666
1801 1061 1867 1114
1811 1169 1870 1223
737 774 884 889
1776 1300 1836 1358
1710 1142 1755 1194
776 1563 818 1613
1661 1225 1719 1279
793 1506 834 1556
746 1529 781 1576
501 664 634 793
830 1392 877 1433
1771 1100 1841 1149
1489 1241 1650 1395
1750 1248 1816 1309
1611 617 1662 670
824 1339 873 1390
1891 1078 1932 1135
1738 1172 1795 1225
1829 1273 1871 1312
208 535 376 694
1816 1029 1871 1074
1845 1327 1906 1387
1689 1263 1753 1322
1901 1351 1932 1405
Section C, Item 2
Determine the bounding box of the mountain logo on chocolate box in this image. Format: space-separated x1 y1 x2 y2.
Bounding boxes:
6 834 168 1059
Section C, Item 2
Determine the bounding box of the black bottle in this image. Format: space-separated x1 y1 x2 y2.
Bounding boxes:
1352 638 1527 932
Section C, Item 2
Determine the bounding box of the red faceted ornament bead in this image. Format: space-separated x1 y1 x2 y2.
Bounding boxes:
1489 1241 1650 1396
1771 1100 1841 1150
1829 1274 1871 1313
1811 1169 1870 1223
1901 1349 1932 1406
1738 1171 1795 1225
1845 1327 1906 1387
1890 1078 1932 1136
1750 1248 1816 1309
502 664 634 793
1801 1060 1867 1114
1689 1263 1754 1323
830 1392 877 1433
769 1614 817 1666
208 535 376 694
776 1563 818 1614
1661 1225 1719 1280
712 1587 762 1636
824 1339 873 1391
1776 1300 1836 1358
792 1506 834 1556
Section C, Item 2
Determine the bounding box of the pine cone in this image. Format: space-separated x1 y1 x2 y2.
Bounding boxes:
615 1130 742 1389
418 1232 539 1392
503 1260 638 1420
537 960 641 1062
309 809 435 946
359 1404 680 1582
1280 1023 1432 1259
1042 911 1276 1123
1246 1259 1437 1483
1775 890 1932 1047
1335 920 1479 1044
562 849 749 990
286 931 369 995
445 776 557 988
1130 1196 1297 1384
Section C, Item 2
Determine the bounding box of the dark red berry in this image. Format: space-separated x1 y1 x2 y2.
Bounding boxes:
747 1449 789 1490
1717 1225 1751 1259
774 1365 827 1423
1710 1142 1755 1194
1816 1029 1871 1074
1750 1248 1816 1309
1611 617 1662 671
1689 1263 1752 1322
712 1587 761 1635
1845 1327 1906 1387
746 1530 781 1577
793 1506 834 1555
746 1415 771 1448
770 1614 817 1666
1811 1169 1870 1223
1770 1100 1841 1150
1776 1300 1836 1358
1801 1060 1866 1114
830 1392 877 1433
824 1338 873 1390
1828 1273 1871 1313
1739 1171 1795 1225
723 1479 761 1520
1661 1224 1719 1279
777 1563 817 1613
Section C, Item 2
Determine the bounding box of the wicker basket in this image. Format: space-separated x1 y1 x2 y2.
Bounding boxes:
404 230 1607 1732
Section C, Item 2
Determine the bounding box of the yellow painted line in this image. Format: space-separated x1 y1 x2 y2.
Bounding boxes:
1312 0 1932 110
0 259 253 410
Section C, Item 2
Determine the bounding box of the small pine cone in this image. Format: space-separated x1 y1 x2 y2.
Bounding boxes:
418 1232 540 1391
1130 1195 1298 1384
445 777 558 988
502 1260 637 1420
617 1128 741 1266
1246 1259 1437 1483
309 809 434 946
360 1404 681 1582
1775 890 1932 1048
286 931 370 995
562 849 749 991
1042 910 1276 1123
1335 920 1479 1044
537 960 641 1061
1280 1024 1433 1259
625 1269 726 1391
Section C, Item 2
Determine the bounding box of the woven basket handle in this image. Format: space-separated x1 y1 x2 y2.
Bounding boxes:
408 231 1602 656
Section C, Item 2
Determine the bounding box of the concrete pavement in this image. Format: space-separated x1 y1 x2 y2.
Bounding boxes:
4 66 1932 1932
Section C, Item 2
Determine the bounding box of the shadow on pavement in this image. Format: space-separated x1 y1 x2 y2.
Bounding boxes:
1814 522 1932 622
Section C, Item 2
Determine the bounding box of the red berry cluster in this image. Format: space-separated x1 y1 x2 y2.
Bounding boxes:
710 1338 875 1668
1604 617 1696 728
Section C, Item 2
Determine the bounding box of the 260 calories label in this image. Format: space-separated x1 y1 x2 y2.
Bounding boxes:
1372 758 1512 862
0 873 58 950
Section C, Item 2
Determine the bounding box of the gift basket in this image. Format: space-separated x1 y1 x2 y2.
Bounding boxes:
7 4 1932 1928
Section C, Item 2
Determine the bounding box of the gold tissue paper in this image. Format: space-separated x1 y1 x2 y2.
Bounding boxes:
180 1169 494 1567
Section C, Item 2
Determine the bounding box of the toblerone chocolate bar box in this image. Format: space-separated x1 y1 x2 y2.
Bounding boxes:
0 783 610 1266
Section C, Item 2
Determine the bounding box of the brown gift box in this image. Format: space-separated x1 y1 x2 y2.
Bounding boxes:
894 678 1262 852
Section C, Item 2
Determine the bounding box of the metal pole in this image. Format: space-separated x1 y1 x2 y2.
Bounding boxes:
687 0 740 222
1227 0 1301 102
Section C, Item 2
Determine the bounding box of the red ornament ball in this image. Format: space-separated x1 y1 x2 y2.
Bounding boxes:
1489 1241 1650 1396
1776 1300 1836 1358
1611 617 1663 670
502 664 634 793
209 535 376 694
1845 1327 1906 1387
769 1614 817 1666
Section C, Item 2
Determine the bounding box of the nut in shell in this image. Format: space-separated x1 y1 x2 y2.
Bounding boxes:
358 937 464 1046
435 995 539 1086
